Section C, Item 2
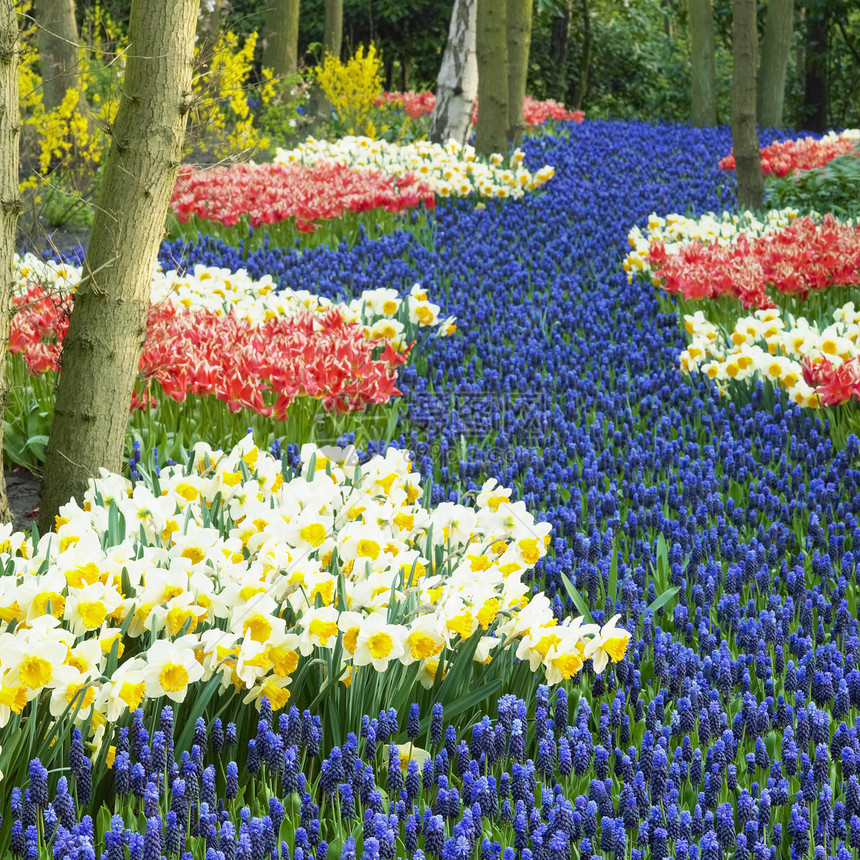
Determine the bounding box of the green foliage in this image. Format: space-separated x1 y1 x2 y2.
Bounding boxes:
766 149 860 219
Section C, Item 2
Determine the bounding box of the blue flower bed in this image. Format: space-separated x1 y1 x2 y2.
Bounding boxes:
30 120 860 859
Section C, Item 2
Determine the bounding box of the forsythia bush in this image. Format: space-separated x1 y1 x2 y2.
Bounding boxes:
315 44 383 137
191 30 276 160
17 5 119 201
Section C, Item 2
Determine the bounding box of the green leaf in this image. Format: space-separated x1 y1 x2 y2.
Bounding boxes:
561 572 593 623
646 585 680 615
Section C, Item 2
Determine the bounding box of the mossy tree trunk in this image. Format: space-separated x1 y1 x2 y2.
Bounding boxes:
757 0 795 128
261 0 300 81
39 0 199 531
0 0 20 525
34 0 86 112
689 0 717 126
731 0 764 210
475 0 508 157
506 0 532 147
429 0 478 148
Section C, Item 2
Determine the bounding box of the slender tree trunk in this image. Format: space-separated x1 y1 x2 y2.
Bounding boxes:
323 0 343 59
475 0 508 157
39 0 199 530
34 0 88 112
0 0 20 525
689 0 717 126
506 0 532 146
548 0 571 102
757 0 795 128
803 3 828 132
430 0 479 148
731 0 764 209
569 0 590 110
261 0 300 80
310 0 343 130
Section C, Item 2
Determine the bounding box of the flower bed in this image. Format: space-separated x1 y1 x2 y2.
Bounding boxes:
377 90 585 127
719 128 859 176
12 121 860 860
7 257 453 468
275 136 556 199
168 161 436 250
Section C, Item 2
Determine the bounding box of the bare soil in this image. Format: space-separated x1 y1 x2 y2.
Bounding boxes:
5 469 42 534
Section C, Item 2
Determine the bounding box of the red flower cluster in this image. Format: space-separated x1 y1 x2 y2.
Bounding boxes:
10 289 410 418
375 90 436 120
169 162 435 233
802 355 860 406
719 135 858 177
377 91 585 127
649 215 860 309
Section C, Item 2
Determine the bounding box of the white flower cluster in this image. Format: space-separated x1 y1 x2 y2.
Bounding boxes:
14 255 456 342
679 302 860 407
274 136 556 200
0 437 628 738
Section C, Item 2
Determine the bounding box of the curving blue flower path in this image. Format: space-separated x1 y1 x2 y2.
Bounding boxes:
51 120 860 858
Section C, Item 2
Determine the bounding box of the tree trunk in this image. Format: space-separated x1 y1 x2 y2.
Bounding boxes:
310 0 343 130
803 3 828 132
731 0 764 210
261 0 300 80
39 0 199 531
689 0 717 126
429 0 479 148
548 0 571 102
475 0 508 157
569 0 590 110
34 0 85 111
506 0 532 147
757 0 795 128
323 0 343 59
0 0 20 525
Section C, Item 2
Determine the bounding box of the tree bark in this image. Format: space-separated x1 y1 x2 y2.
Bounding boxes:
548 0 571 102
39 0 199 531
0 0 20 525
309 0 343 130
506 0 532 147
803 2 828 132
261 0 300 80
429 0 478 148
323 0 342 60
475 0 508 157
34 0 85 112
757 0 795 128
689 0 717 126
731 0 764 210
569 0 590 110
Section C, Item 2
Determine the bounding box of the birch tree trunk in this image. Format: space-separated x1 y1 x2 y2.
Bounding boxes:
689 0 717 126
261 0 301 80
429 0 478 148
39 0 199 530
506 0 533 147
757 0 795 128
34 0 86 111
475 0 508 157
0 0 20 525
731 0 764 210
